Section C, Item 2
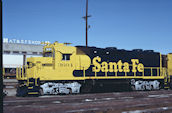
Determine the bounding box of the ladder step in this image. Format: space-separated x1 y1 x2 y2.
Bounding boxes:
28 92 39 95
29 82 34 84
28 87 33 89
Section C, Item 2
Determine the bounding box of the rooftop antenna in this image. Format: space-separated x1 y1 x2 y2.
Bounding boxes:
83 0 91 47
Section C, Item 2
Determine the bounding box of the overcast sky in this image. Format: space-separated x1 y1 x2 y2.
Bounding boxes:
3 0 172 54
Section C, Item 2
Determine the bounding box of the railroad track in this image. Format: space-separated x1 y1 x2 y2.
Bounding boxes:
4 90 172 113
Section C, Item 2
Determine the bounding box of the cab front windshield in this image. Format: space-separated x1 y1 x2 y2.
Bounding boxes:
43 52 52 57
43 47 54 57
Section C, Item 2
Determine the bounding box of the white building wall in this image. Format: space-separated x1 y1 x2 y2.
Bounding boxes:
3 54 42 68
3 55 23 68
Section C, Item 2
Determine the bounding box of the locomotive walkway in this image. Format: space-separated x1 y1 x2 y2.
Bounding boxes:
4 90 172 113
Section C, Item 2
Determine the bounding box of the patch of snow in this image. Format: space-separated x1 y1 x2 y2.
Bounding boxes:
162 107 168 110
39 95 60 98
85 99 93 102
102 98 114 100
120 97 134 99
52 101 61 104
67 108 99 113
15 105 23 108
122 109 149 113
148 94 169 98
122 106 171 113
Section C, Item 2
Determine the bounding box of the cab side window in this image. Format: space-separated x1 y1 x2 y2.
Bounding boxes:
62 54 71 61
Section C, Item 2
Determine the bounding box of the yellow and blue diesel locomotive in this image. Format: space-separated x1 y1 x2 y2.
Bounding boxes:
16 41 172 96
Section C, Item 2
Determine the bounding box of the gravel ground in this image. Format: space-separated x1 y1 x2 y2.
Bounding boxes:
3 90 172 113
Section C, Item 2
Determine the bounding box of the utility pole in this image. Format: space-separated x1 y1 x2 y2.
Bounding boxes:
83 0 91 47
0 0 3 112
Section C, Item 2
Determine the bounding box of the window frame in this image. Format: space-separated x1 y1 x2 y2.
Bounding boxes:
62 54 71 61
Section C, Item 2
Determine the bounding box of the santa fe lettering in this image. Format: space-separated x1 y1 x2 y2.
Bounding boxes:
92 57 144 73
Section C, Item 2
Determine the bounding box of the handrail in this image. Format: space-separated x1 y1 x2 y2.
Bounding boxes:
3 68 5 79
16 65 27 80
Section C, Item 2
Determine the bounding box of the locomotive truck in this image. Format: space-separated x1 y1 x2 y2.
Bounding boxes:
16 41 172 96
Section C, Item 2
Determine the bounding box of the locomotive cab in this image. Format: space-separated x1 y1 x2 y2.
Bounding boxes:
23 42 90 81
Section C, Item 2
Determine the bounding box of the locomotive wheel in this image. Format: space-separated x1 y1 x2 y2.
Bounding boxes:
68 88 72 94
80 81 93 93
131 85 136 91
80 85 92 93
16 85 28 97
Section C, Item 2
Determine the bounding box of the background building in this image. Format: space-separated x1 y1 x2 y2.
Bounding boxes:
3 38 49 78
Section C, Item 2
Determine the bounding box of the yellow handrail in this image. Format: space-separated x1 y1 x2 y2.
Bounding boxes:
16 65 28 80
3 68 5 79
16 68 18 79
80 64 167 79
22 66 24 79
